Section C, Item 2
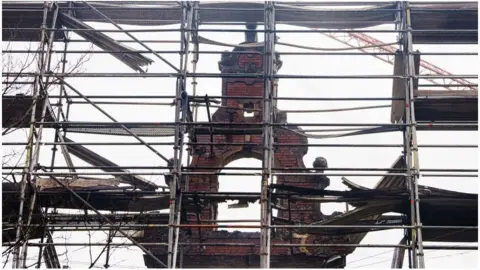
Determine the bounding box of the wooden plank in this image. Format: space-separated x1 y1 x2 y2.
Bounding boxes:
64 137 158 190
415 89 478 97
36 177 119 190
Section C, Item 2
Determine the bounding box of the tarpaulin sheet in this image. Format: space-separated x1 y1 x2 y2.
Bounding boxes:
3 2 476 43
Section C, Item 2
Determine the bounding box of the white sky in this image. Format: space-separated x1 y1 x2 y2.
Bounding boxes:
2 3 478 269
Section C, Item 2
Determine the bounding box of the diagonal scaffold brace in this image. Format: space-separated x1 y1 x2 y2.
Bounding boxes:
46 174 168 268
56 77 173 167
82 1 180 73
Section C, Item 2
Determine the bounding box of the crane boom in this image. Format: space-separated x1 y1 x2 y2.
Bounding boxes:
323 32 477 91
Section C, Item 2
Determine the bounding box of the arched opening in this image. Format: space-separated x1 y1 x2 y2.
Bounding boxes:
217 158 261 232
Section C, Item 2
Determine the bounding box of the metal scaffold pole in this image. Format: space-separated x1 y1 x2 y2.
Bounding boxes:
48 1 75 177
393 4 412 268
405 1 426 268
32 3 64 268
12 2 51 268
399 2 416 267
400 1 426 268
184 0 200 195
2 1 477 268
169 1 194 268
260 1 276 268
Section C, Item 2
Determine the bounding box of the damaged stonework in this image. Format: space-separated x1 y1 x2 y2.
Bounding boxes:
142 230 349 268
140 26 353 268
184 33 316 225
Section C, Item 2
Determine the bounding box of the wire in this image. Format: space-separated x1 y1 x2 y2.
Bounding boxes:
42 259 142 269
428 250 475 260
277 41 399 51
348 228 476 267
347 249 393 265
197 36 399 51
351 250 476 268
351 257 392 268
282 104 391 113
301 127 372 132
3 250 11 268
283 125 396 139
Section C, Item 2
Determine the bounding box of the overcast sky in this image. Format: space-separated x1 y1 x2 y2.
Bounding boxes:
2 3 478 269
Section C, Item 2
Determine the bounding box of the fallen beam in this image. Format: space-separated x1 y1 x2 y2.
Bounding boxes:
63 137 158 190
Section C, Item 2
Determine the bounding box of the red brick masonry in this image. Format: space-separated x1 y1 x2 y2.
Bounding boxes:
141 43 351 268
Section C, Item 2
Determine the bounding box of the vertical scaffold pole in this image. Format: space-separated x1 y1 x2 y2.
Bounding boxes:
404 1 426 267
24 3 61 268
171 193 183 269
184 1 200 194
169 1 193 268
49 1 77 178
267 1 276 267
167 3 182 266
399 1 425 268
394 3 413 267
38 3 75 268
12 2 50 268
261 1 275 268
399 1 417 267
172 10 194 269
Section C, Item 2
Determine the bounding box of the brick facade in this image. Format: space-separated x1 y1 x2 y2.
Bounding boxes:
141 39 351 268
185 44 317 225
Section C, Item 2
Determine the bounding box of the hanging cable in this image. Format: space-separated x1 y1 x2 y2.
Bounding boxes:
282 104 391 113
352 250 475 269
78 34 399 51
282 125 400 139
347 227 474 267
197 36 399 51
276 41 398 51
300 127 373 132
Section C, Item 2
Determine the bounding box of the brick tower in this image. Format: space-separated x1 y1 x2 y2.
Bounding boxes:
142 25 351 268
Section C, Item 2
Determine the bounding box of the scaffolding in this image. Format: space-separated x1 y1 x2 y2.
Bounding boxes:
2 1 478 269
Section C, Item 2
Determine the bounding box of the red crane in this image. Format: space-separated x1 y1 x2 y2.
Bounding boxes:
323 32 477 91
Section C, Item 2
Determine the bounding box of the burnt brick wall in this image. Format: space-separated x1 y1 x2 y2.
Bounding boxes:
141 41 345 269
141 230 350 268
145 254 333 268
185 45 317 224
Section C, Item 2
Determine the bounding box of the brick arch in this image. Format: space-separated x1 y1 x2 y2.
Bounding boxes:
217 148 262 171
188 148 277 223
184 40 318 225
143 32 353 268
186 129 317 224
215 153 264 226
